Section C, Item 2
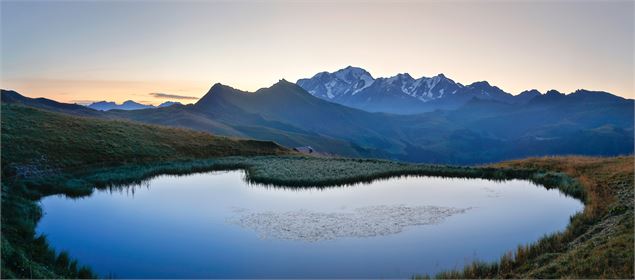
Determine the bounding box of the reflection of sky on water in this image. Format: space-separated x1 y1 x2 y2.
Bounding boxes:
37 170 583 278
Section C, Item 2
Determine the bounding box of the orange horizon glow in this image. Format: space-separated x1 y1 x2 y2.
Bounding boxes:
3 67 633 107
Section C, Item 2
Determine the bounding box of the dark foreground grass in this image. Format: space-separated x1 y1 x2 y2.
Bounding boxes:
2 104 633 278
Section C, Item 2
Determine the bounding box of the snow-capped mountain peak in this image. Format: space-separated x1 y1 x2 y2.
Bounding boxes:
297 66 375 99
296 66 516 114
333 66 374 83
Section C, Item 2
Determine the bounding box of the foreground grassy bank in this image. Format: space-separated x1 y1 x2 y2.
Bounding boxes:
1 104 290 278
2 104 633 278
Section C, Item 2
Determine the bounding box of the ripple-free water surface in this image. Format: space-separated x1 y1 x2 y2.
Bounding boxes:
36 171 583 278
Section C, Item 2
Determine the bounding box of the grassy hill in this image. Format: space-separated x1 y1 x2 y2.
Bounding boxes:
1 103 632 278
1 104 289 278
1 104 289 176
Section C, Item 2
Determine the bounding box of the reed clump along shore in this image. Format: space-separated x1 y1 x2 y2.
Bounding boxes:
2 104 632 278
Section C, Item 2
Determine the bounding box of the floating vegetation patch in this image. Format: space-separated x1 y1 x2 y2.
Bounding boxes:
228 205 471 242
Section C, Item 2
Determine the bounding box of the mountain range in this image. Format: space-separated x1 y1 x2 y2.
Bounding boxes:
87 100 182 111
298 66 569 114
2 70 632 164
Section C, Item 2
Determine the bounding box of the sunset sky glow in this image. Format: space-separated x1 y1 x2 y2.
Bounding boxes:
1 0 633 105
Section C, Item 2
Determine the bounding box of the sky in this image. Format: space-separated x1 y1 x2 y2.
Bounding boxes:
1 0 633 105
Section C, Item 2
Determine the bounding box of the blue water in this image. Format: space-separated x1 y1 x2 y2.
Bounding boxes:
36 171 583 278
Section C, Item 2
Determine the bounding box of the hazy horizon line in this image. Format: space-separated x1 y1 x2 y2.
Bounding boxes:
2 69 632 107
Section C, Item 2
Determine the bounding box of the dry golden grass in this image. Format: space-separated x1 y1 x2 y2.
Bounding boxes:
492 156 632 219
460 156 635 278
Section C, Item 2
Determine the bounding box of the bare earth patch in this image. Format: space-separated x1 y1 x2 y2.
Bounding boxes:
228 205 471 242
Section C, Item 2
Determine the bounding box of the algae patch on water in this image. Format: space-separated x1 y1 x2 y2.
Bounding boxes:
228 205 471 242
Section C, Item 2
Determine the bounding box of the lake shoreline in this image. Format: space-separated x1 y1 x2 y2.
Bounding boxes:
8 155 628 278
37 170 581 277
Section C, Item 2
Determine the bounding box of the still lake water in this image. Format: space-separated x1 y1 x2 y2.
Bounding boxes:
37 171 583 278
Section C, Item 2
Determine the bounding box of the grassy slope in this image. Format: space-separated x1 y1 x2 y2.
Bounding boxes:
1 104 289 174
1 104 289 278
2 104 633 278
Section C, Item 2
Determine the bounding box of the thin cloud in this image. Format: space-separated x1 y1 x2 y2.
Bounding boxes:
149 92 199 100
